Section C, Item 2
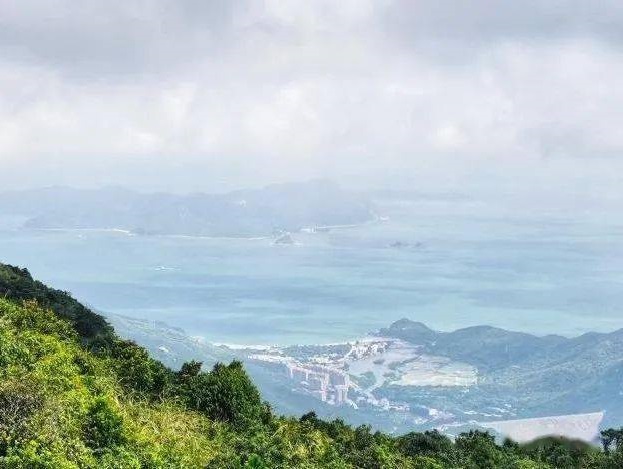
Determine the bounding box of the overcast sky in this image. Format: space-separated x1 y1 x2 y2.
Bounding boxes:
1 1 622 201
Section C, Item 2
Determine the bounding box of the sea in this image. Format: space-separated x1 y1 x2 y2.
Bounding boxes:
1 197 622 345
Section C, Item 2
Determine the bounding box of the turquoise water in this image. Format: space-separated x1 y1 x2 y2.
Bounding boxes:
1 200 622 345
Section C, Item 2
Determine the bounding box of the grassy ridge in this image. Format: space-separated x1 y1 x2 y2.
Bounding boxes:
1 263 623 468
0 264 113 344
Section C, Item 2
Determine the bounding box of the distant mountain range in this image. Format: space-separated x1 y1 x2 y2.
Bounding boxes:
0 180 374 237
107 313 623 435
379 319 623 428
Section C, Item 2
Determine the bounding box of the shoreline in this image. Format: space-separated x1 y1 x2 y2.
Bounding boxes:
16 214 382 240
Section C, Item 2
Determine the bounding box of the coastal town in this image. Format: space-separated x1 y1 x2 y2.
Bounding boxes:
247 337 477 412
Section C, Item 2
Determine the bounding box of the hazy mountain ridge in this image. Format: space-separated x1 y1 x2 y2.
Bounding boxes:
0 180 374 237
379 319 568 371
109 313 623 434
380 319 623 427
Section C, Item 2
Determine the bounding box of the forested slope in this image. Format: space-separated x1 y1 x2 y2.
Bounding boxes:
1 263 622 468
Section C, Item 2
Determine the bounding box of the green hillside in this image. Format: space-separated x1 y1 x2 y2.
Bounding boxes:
379 319 623 427
0 263 622 468
0 264 113 344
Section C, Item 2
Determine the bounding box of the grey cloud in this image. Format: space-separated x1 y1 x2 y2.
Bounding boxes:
383 1 623 46
0 1 622 195
4 1 623 79
0 1 238 78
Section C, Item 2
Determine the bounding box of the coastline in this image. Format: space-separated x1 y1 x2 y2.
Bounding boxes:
18 212 382 240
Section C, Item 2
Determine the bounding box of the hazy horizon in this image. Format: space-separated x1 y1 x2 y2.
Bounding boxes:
0 1 622 207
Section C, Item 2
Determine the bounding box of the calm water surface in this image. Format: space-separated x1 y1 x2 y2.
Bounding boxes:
1 200 622 345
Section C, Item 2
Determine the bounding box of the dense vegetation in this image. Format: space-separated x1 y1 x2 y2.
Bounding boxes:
0 264 114 344
1 263 623 467
380 319 623 428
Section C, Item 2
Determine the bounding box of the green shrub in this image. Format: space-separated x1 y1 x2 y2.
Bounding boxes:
84 397 126 451
108 340 173 398
181 361 269 428
0 380 41 456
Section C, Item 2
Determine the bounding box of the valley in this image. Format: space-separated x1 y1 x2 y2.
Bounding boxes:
109 313 615 442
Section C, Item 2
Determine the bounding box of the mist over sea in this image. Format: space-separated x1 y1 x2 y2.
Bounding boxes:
1 197 621 345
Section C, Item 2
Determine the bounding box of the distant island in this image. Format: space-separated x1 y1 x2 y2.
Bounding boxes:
0 180 374 237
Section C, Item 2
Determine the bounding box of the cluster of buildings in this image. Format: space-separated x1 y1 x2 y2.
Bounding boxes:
287 362 351 405
345 339 390 360
247 352 353 405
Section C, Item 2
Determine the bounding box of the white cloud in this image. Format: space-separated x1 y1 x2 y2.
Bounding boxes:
0 1 622 195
